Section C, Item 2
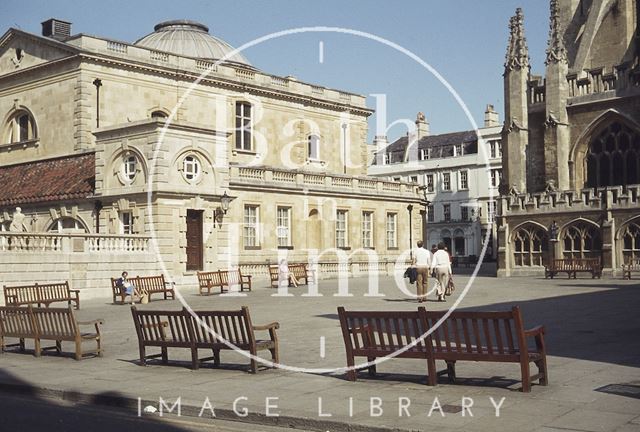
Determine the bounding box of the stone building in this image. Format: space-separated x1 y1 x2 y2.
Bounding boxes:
368 106 503 261
498 0 640 277
0 19 423 293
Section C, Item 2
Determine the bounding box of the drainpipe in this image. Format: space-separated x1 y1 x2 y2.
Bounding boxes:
93 78 102 128
94 200 102 234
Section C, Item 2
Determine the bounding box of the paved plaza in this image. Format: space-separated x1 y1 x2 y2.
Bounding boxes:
1 271 639 432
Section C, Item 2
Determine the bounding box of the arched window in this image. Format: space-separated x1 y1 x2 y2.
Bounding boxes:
151 110 168 120
621 220 640 262
4 110 37 143
48 217 88 233
308 134 320 160
585 122 640 188
512 224 548 266
562 221 601 259
182 155 201 182
121 154 138 182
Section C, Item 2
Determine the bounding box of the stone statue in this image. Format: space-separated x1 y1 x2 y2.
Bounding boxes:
416 112 425 122
549 220 559 241
9 207 25 232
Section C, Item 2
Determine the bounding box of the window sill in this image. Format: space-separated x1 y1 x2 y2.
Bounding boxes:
277 246 294 250
337 246 351 251
233 149 257 156
388 247 399 251
0 138 39 152
244 246 261 250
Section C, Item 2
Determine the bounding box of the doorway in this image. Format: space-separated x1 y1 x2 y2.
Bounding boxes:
186 210 203 271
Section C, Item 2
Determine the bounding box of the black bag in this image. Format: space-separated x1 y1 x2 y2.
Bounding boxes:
404 267 417 284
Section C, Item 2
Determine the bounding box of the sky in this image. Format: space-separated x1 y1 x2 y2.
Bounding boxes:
0 0 551 142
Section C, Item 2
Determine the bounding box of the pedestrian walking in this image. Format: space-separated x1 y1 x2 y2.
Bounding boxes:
412 240 432 303
430 242 452 302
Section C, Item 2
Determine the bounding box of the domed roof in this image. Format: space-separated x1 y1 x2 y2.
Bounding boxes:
134 20 252 67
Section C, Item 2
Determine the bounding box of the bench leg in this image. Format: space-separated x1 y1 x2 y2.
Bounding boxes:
56 340 62 354
446 361 456 384
161 347 168 364
427 359 437 386
346 354 357 381
269 347 279 365
212 349 220 366
249 353 258 374
520 360 531 393
19 338 25 352
75 342 82 361
535 358 548 386
191 348 199 370
367 356 377 377
96 336 103 358
139 346 147 366
34 339 41 357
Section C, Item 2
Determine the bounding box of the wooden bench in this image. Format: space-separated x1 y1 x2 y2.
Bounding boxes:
338 306 548 392
268 263 312 288
622 258 640 279
338 307 435 383
197 269 252 295
545 258 602 279
111 275 175 304
131 306 278 373
0 305 103 360
3 281 80 309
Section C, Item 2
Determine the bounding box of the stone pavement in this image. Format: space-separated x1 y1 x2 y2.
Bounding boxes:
1 272 639 432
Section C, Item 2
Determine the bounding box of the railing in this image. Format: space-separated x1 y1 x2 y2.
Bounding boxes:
150 50 169 62
270 76 289 88
0 232 150 253
106 41 127 53
273 171 296 183
230 166 418 197
235 68 255 80
195 60 216 71
303 174 324 185
238 167 265 180
331 177 352 188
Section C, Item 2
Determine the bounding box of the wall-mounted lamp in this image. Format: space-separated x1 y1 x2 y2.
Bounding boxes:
214 191 232 223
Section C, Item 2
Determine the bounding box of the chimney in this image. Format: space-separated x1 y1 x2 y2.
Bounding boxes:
484 104 500 127
373 135 388 165
415 112 429 139
41 19 72 41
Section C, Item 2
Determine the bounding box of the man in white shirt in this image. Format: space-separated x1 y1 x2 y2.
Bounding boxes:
430 242 452 301
412 240 432 303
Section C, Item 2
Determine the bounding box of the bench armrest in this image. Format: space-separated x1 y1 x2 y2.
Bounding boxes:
253 322 280 331
78 319 104 333
242 275 252 280
524 325 545 337
70 289 80 293
164 281 176 287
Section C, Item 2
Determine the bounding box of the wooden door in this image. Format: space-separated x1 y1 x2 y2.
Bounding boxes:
186 210 203 271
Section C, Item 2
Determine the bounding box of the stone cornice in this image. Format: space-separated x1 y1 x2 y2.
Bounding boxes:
77 53 373 117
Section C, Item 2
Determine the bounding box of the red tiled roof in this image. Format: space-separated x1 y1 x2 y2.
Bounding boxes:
0 153 95 206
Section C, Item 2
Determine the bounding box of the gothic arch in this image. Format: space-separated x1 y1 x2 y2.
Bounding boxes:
616 216 640 264
510 222 548 267
569 109 640 188
560 219 602 259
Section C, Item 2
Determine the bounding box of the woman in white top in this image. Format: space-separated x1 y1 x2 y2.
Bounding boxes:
278 259 299 287
430 242 452 302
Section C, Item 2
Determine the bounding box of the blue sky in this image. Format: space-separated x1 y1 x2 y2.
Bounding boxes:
1 1 550 141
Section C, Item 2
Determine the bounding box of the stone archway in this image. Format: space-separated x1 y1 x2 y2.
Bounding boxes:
560 220 602 259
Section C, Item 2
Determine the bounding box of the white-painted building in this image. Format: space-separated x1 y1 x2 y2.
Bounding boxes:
368 105 503 261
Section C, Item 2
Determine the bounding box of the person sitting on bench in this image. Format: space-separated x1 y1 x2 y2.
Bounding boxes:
116 271 140 303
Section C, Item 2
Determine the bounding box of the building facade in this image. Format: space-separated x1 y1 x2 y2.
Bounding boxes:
368 106 503 261
498 0 640 277
0 19 424 292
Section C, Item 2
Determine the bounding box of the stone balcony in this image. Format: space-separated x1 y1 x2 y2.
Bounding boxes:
0 232 151 253
229 165 423 201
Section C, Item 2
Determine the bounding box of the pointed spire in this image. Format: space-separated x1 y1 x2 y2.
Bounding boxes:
545 0 567 65
505 8 530 71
